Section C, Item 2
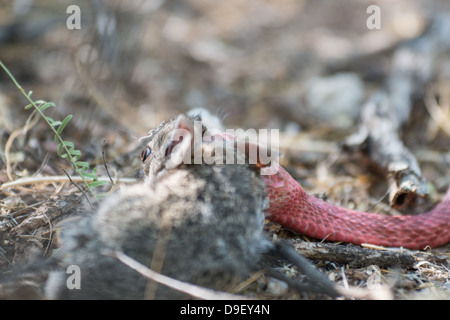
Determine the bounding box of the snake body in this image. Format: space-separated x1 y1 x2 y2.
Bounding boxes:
262 163 450 249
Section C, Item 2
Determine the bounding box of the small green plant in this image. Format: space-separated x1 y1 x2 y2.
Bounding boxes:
0 60 107 199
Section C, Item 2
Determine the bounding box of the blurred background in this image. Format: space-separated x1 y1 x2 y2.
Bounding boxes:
0 0 449 181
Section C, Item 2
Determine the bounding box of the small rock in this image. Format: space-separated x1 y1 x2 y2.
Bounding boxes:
304 73 364 128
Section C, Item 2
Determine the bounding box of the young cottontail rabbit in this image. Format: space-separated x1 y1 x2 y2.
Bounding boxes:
44 113 339 299
46 114 274 299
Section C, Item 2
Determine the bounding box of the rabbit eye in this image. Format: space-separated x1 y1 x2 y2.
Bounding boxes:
140 147 151 162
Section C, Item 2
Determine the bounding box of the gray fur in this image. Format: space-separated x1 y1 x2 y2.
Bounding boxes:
47 114 272 299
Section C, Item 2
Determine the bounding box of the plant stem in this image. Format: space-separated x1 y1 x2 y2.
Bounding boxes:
0 60 99 199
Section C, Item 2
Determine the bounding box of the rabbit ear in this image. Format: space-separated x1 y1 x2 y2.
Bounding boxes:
165 115 197 169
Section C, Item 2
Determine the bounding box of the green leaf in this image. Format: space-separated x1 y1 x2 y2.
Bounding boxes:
57 115 72 135
24 103 33 110
81 172 99 180
45 116 54 123
51 121 62 127
69 149 81 157
63 141 75 150
58 142 73 156
54 115 73 143
39 102 55 112
75 161 90 171
88 180 108 188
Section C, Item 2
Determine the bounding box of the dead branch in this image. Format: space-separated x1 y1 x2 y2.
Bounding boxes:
0 175 136 190
289 240 416 269
112 250 250 300
344 15 450 209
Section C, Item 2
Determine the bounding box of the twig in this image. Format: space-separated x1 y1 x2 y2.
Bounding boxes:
343 16 450 208
41 211 54 256
4 111 40 181
272 240 341 298
0 175 136 190
144 214 173 299
425 85 450 137
111 250 250 300
62 168 93 209
102 139 115 186
289 240 416 269
33 153 51 177
0 200 46 219
344 92 429 209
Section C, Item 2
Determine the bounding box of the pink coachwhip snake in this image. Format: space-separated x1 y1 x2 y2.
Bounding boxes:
207 131 449 249
262 162 450 250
